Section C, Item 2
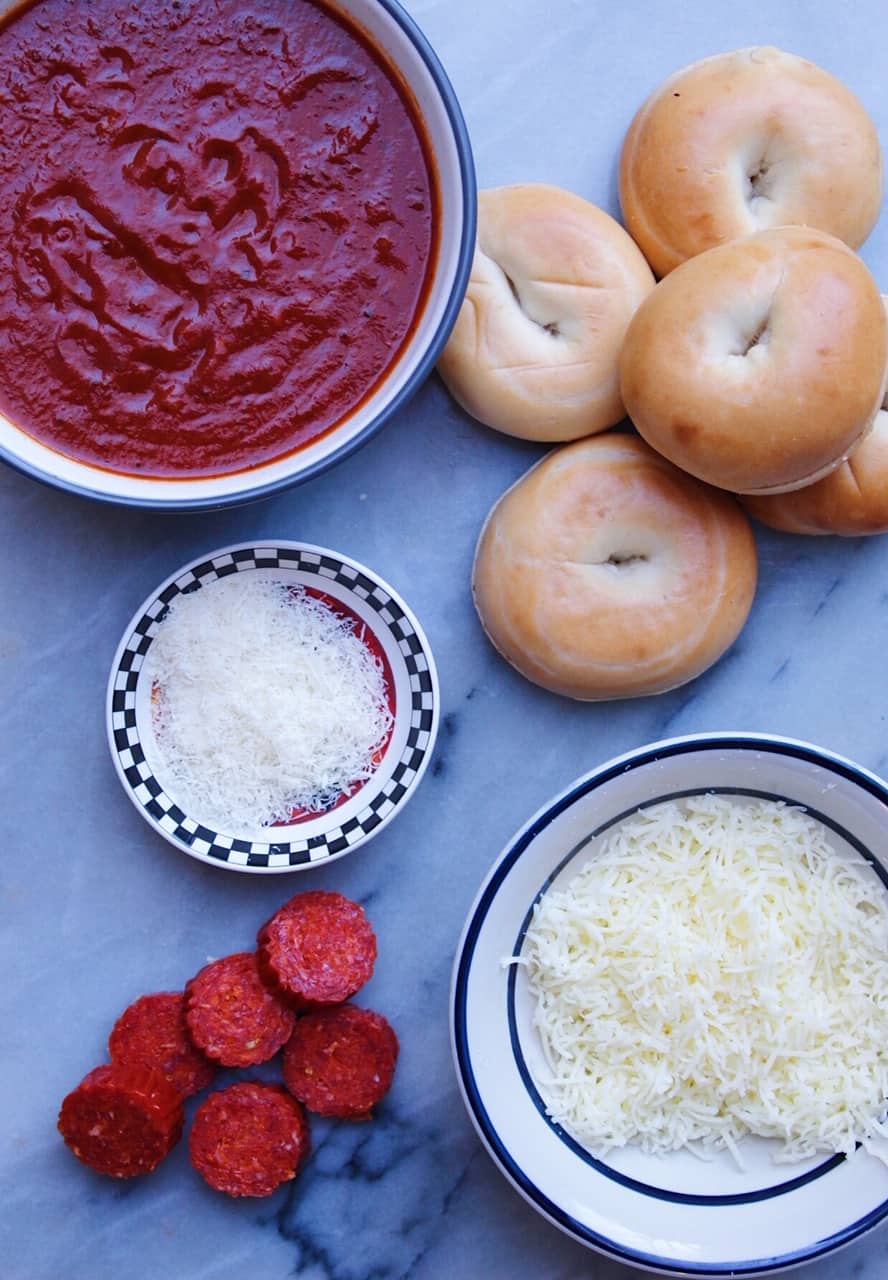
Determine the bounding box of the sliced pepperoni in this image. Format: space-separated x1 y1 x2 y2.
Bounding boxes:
189 1081 310 1197
184 952 295 1068
257 890 377 1008
58 1063 184 1178
109 991 216 1099
282 1005 398 1119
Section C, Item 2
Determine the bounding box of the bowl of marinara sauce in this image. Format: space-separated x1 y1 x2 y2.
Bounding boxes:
0 0 475 509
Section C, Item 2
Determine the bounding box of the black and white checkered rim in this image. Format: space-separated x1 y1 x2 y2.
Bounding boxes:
106 543 439 872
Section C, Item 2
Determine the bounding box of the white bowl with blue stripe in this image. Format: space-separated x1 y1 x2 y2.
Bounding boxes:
0 0 476 510
451 734 888 1276
107 541 439 873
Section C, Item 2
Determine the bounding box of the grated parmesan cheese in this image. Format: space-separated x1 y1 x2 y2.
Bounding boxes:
519 795 888 1165
147 575 393 830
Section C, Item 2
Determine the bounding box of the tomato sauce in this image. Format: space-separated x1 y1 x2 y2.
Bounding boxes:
0 0 437 476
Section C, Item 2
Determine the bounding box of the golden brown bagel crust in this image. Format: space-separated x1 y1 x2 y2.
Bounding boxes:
619 227 888 495
437 184 655 442
620 47 882 278
742 296 888 535
472 435 758 701
743 412 888 535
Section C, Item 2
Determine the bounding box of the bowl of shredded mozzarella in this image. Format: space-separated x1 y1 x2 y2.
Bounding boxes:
107 542 438 872
451 734 888 1275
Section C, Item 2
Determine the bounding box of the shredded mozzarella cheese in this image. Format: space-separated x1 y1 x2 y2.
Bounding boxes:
148 576 393 830
520 795 888 1165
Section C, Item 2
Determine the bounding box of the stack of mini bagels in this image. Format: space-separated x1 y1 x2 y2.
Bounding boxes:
440 46 888 701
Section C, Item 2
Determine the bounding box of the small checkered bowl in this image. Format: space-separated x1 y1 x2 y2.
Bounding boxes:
106 541 439 873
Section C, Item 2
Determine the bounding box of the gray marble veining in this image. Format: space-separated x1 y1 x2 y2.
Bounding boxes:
4 0 888 1277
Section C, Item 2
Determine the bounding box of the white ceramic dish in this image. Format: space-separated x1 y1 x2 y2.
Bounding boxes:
0 0 475 509
107 541 439 872
450 733 888 1276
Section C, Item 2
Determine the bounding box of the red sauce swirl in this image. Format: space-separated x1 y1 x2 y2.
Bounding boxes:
0 0 437 475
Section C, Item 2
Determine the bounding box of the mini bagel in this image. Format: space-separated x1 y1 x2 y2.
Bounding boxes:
619 227 888 495
472 434 758 701
437 184 655 441
620 47 883 278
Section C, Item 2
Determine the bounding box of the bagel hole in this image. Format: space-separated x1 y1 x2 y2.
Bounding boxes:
745 143 782 208
739 317 770 356
503 268 522 306
501 265 561 337
746 159 772 202
604 552 648 568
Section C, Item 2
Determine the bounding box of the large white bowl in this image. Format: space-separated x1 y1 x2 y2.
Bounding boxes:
451 733 888 1276
0 0 475 509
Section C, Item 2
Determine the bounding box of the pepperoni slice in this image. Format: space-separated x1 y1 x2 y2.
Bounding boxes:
257 890 377 1008
282 1005 398 1119
58 1063 184 1178
184 952 295 1068
189 1082 310 1197
109 991 216 1099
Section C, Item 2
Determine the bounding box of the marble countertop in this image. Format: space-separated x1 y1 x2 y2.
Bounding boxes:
4 0 888 1277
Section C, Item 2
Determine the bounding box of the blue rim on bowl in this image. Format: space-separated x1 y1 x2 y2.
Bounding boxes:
106 541 440 872
0 0 477 510
450 733 888 1276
